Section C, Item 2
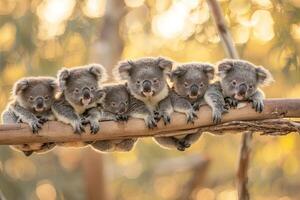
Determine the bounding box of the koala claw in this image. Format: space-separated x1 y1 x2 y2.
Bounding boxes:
192 103 200 111
186 111 198 124
80 117 89 125
73 121 85 134
146 116 157 129
162 113 171 125
116 114 129 122
225 97 238 108
37 116 48 124
30 120 43 134
212 110 222 124
179 139 191 148
252 99 264 113
90 123 100 134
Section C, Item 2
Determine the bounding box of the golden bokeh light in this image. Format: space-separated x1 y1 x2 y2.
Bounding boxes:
251 10 275 42
0 23 16 51
125 0 145 8
36 180 57 200
82 0 106 18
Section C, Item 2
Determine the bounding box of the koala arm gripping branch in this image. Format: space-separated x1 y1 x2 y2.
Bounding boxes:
52 99 84 134
248 89 265 113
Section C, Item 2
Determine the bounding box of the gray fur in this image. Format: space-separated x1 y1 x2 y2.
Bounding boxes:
217 59 274 112
1 77 57 156
114 57 173 128
86 84 138 152
154 63 227 151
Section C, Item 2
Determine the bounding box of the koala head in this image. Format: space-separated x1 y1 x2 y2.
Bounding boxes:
218 59 274 100
101 84 130 115
170 63 214 100
116 57 172 100
58 64 107 107
13 77 58 113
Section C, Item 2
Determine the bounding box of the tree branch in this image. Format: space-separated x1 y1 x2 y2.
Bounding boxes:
0 99 299 145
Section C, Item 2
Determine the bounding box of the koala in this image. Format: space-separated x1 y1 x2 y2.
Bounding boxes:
217 59 274 112
1 77 57 156
115 57 173 128
154 63 228 151
86 83 137 152
52 64 107 134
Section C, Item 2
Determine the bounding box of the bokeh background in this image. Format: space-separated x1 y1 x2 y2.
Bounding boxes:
0 0 300 199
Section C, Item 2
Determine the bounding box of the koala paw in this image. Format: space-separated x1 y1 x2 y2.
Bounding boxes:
212 109 223 124
146 116 157 129
29 119 43 134
116 114 129 122
73 120 85 134
225 97 238 108
153 111 162 122
186 110 198 124
36 116 49 124
252 99 264 113
117 139 136 151
162 113 171 125
80 117 89 125
23 151 34 157
90 122 100 134
192 102 200 111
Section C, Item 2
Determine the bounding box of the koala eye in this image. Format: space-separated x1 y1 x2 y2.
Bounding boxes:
29 96 34 101
125 100 129 105
199 82 204 88
44 96 49 100
90 86 95 90
231 80 237 86
153 79 159 84
74 88 80 93
184 82 189 87
249 85 253 89
136 80 141 84
111 102 116 107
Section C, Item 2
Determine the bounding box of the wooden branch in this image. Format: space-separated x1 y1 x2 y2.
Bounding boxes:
0 99 299 145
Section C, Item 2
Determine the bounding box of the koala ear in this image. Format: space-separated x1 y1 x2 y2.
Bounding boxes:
116 61 134 80
96 89 106 101
48 79 58 90
169 67 187 82
89 64 108 82
203 64 215 80
218 59 234 75
13 78 29 95
255 66 274 86
157 57 173 72
57 68 70 91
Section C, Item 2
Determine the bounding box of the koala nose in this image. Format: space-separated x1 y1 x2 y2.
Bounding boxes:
142 80 152 93
118 103 126 114
36 97 44 109
82 87 91 99
238 83 247 96
190 84 199 97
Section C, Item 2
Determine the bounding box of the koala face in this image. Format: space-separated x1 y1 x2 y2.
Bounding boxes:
13 77 57 113
170 63 214 100
58 64 107 107
218 59 274 100
101 84 130 115
116 57 172 100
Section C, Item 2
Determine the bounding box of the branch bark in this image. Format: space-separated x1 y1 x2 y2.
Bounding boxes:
0 99 299 145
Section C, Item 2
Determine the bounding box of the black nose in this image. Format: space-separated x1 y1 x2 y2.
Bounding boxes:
142 80 152 93
238 83 247 96
119 103 126 114
190 84 199 96
36 97 44 109
83 87 91 99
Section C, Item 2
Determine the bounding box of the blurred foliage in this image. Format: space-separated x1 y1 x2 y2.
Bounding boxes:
0 0 300 199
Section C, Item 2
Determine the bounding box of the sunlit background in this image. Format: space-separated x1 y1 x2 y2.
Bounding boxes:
0 0 300 199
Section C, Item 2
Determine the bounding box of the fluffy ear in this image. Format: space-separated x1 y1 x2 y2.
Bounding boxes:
169 67 187 82
157 57 173 72
116 61 134 80
95 89 106 101
57 68 70 91
48 79 58 91
203 64 215 80
13 78 29 95
89 64 108 82
217 59 234 77
255 66 274 86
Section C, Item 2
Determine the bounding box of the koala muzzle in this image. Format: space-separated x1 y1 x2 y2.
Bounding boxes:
118 103 126 114
190 84 199 97
142 80 152 93
35 97 44 110
238 83 247 96
82 87 91 100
